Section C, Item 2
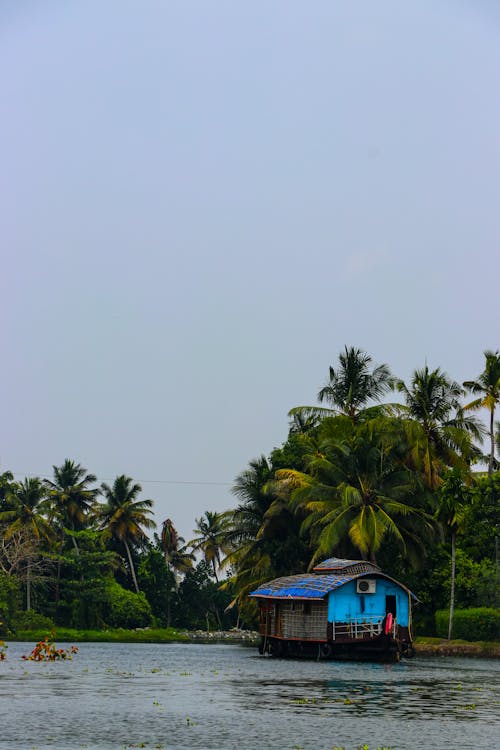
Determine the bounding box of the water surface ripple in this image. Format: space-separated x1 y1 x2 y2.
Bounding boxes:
1 641 499 749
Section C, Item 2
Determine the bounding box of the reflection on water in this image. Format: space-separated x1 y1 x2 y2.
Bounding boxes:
1 641 499 750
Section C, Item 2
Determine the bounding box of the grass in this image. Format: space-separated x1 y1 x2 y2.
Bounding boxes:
6 627 190 643
414 636 500 657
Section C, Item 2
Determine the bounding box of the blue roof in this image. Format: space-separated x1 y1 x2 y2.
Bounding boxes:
250 572 358 600
250 570 417 600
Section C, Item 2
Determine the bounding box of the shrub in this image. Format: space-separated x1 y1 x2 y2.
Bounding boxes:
435 607 500 641
104 581 153 629
0 575 22 634
12 611 55 632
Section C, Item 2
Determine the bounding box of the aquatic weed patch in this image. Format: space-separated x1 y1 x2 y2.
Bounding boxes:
291 692 362 708
21 632 78 661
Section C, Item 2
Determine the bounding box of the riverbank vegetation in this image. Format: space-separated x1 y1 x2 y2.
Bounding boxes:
0 347 498 641
10 626 190 643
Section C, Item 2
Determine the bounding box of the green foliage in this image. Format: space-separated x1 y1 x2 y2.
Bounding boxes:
138 547 177 626
11 610 55 631
277 415 432 565
0 574 22 634
424 548 497 610
174 562 236 631
10 626 188 643
47 531 120 628
461 473 500 562
104 580 153 629
65 577 111 629
435 608 500 641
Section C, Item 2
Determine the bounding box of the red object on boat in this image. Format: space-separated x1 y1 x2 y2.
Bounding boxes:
384 612 393 635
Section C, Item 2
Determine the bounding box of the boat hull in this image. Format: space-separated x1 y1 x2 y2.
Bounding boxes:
259 633 414 662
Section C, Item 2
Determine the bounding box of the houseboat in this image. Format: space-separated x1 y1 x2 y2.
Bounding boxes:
250 557 416 661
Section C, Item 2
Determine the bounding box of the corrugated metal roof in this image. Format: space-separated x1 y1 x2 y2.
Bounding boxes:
313 557 380 573
249 573 357 600
250 571 418 601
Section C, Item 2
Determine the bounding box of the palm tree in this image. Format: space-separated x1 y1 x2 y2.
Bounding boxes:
157 518 193 626
220 457 273 608
395 367 483 488
464 350 500 476
276 417 432 566
437 470 468 639
44 459 99 553
160 518 194 577
189 511 229 581
98 475 155 593
288 411 320 435
222 455 303 611
160 518 178 563
0 471 14 512
0 477 52 609
289 346 393 423
228 456 274 545
496 421 500 467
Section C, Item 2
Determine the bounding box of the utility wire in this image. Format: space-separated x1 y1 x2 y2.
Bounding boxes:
9 472 232 487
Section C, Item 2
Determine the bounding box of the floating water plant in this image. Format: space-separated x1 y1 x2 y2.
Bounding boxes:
0 621 7 660
21 632 78 661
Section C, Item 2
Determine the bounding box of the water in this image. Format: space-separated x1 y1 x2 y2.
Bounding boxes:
1 641 499 750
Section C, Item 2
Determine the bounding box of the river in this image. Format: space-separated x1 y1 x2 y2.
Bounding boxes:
1 641 498 749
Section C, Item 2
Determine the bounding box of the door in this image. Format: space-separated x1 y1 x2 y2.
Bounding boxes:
385 595 397 616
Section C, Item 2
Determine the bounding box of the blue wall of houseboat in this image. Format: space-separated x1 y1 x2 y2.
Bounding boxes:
327 578 410 626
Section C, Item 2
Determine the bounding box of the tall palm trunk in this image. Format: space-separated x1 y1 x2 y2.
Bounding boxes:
54 538 64 607
489 408 495 477
26 561 31 611
70 534 80 556
124 539 140 593
448 531 456 640
166 594 171 628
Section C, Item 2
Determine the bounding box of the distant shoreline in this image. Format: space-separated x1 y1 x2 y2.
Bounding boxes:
4 629 499 657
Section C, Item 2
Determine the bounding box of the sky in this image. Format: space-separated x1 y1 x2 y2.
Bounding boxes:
1 0 499 541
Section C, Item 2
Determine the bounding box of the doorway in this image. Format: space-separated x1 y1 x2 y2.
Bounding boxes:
385 595 397 616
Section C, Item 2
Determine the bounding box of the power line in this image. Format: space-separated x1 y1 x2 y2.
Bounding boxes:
9 472 232 487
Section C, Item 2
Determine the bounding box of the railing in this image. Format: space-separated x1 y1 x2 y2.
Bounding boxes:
332 615 396 641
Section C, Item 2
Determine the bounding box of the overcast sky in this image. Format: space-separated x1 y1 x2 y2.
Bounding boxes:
1 0 499 540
